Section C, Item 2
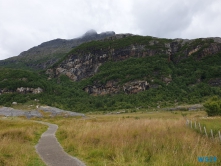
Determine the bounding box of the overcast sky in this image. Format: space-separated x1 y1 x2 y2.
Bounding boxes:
0 0 221 60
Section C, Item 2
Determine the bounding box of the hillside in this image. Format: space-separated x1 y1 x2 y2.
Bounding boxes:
47 35 221 95
0 30 115 70
0 34 221 112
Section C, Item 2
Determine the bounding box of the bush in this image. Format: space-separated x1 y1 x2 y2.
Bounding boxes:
204 96 221 116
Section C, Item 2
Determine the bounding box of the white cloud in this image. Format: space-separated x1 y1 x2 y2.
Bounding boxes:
134 0 221 39
0 0 137 60
0 0 221 60
180 0 221 38
0 47 11 60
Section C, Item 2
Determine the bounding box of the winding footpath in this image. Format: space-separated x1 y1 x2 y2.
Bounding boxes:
35 122 86 166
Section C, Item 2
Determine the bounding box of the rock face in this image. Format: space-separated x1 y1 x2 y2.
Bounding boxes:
45 36 221 95
0 88 13 94
16 87 43 94
0 87 43 95
162 75 172 84
83 80 149 95
84 81 119 95
46 44 164 81
123 81 149 94
0 30 115 70
208 78 221 86
199 43 221 58
47 37 221 83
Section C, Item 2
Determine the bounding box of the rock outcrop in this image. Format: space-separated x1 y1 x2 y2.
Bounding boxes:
199 43 221 58
123 81 149 94
83 80 149 95
162 75 172 84
208 78 221 86
0 87 43 95
16 87 43 94
47 37 221 83
45 36 221 95
46 43 165 81
0 88 13 94
84 81 119 95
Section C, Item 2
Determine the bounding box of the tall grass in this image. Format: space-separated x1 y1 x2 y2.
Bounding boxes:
54 115 221 166
0 118 47 166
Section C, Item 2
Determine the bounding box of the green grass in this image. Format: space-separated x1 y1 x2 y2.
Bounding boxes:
196 119 221 138
0 118 47 166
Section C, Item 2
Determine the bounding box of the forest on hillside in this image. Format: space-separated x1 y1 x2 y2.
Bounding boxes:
1 51 221 113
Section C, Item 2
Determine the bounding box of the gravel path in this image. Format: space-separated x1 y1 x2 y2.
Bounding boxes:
36 121 86 166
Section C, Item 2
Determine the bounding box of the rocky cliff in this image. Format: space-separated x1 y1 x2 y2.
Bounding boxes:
83 80 149 96
46 35 221 95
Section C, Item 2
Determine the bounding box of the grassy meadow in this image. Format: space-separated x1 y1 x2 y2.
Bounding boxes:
0 109 220 166
44 110 221 166
0 117 47 166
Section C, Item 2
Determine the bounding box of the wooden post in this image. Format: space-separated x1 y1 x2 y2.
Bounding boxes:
199 123 202 133
186 120 189 126
210 129 214 139
195 121 197 129
191 121 192 129
204 126 208 137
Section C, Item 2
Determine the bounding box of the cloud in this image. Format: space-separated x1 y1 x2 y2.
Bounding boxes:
0 0 137 60
0 47 10 60
132 0 221 39
0 0 221 60
180 0 221 38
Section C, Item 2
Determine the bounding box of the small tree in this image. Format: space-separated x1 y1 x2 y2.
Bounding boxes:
204 96 221 116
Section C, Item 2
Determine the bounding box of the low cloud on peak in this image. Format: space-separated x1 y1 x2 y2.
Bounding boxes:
0 0 221 60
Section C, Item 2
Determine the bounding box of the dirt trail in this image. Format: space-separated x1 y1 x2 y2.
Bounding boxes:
36 122 86 166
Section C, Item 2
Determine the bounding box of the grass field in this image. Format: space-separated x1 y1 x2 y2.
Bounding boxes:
0 109 220 166
44 110 221 166
0 117 47 166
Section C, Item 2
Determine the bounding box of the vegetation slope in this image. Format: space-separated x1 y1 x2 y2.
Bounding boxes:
0 35 221 113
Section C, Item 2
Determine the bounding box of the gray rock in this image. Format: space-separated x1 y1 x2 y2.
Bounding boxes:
24 110 42 118
163 104 203 111
38 106 85 117
16 87 43 94
0 106 84 118
0 107 25 117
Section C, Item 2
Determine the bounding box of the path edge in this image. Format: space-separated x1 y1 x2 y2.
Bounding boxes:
34 121 86 166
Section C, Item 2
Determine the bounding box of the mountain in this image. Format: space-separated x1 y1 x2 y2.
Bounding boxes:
0 33 221 112
46 35 221 95
0 30 115 70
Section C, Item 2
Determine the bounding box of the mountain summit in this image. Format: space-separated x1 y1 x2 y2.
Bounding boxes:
0 30 115 70
83 29 98 37
81 29 115 40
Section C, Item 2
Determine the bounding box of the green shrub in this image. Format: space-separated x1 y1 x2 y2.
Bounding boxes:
204 96 221 116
